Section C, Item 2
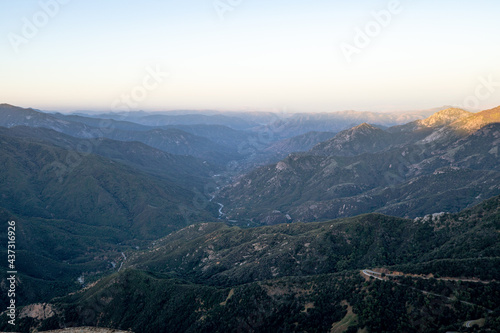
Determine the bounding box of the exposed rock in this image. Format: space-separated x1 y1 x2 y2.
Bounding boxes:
19 303 56 321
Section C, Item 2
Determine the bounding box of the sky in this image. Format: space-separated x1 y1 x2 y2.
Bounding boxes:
1 0 499 113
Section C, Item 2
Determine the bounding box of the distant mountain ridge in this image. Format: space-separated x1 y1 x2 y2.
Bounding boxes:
310 123 393 156
0 104 241 165
218 106 500 224
252 131 338 165
0 126 217 189
252 110 432 139
1 103 451 170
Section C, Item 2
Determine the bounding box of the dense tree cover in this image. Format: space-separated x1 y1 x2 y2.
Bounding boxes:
0 133 219 308
2 269 498 332
392 257 500 281
122 196 499 289
1 188 498 332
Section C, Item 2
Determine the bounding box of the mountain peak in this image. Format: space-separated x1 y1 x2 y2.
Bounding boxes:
433 107 469 115
348 122 382 135
0 103 21 109
419 108 472 127
353 122 375 129
336 123 382 140
450 105 500 133
310 122 390 156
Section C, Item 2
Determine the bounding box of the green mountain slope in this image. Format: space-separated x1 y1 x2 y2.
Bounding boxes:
1 104 499 332
6 195 499 332
0 133 218 307
0 126 218 189
0 134 217 234
18 268 500 333
122 195 500 286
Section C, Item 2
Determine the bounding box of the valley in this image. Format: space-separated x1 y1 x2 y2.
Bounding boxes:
0 104 499 332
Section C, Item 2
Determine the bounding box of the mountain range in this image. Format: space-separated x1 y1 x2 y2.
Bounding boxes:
0 103 499 332
218 107 500 224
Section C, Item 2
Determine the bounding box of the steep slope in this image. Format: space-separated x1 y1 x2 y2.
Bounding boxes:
389 107 472 133
310 123 393 156
0 206 128 308
0 133 217 236
419 107 472 127
127 195 499 286
0 133 218 307
19 267 500 333
218 107 500 224
0 126 218 189
296 109 472 158
290 166 500 221
421 106 500 144
450 105 500 133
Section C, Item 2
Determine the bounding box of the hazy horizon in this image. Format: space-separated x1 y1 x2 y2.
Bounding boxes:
3 102 478 116
1 0 499 112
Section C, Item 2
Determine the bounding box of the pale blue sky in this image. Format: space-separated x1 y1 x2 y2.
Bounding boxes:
1 0 499 112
